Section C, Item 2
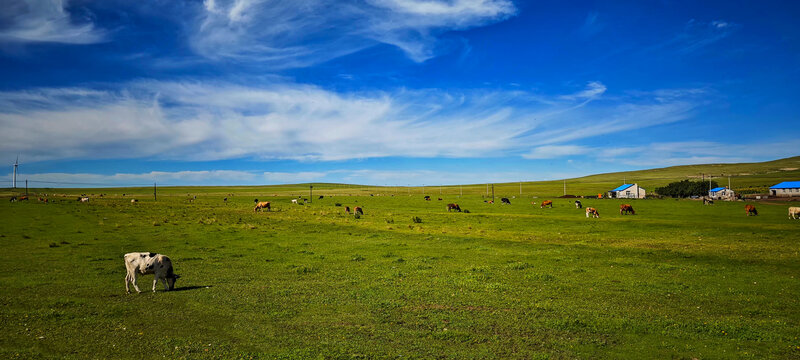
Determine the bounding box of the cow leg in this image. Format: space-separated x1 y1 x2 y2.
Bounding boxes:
125 273 131 293
132 273 141 293
152 276 159 292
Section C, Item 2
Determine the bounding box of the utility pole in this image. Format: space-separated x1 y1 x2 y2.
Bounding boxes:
728 176 731 189
25 179 28 195
563 180 566 196
491 184 495 203
153 182 157 201
310 184 313 203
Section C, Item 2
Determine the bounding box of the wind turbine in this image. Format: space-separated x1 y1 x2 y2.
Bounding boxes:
12 155 18 189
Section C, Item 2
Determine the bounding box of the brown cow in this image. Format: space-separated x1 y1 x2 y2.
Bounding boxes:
254 201 271 212
540 200 553 208
424 196 431 201
585 207 599 218
789 207 800 219
447 203 461 212
345 206 351 214
19 196 29 201
353 206 364 215
745 204 758 216
620 204 635 215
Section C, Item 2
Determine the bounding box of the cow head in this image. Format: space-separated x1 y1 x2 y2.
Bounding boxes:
167 274 180 290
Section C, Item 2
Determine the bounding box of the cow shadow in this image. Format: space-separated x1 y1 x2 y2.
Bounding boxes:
172 285 212 292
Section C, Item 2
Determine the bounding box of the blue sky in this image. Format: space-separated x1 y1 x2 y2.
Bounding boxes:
1 0 799 187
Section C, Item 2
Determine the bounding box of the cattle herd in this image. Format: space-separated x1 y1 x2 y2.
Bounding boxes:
5 191 798 294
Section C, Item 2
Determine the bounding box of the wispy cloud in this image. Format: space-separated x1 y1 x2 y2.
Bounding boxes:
0 0 107 44
647 18 738 55
0 80 706 163
190 0 516 66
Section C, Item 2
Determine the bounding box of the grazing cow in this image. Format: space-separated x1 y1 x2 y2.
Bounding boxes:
501 198 511 205
488 200 494 204
254 198 259 204
703 198 714 205
620 204 635 215
745 204 758 216
585 207 600 218
789 207 800 219
131 199 138 204
254 201 271 212
9 196 16 202
291 199 298 204
345 206 351 214
123 252 180 293
353 206 364 215
540 200 553 208
424 195 431 201
575 200 582 209
19 196 29 201
447 203 461 212
318 195 324 199
79 197 89 203
223 197 228 203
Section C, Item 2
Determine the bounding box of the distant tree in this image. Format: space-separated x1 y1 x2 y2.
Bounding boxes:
655 180 719 198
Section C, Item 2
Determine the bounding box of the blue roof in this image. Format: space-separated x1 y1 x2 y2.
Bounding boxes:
770 181 800 189
611 184 634 192
710 187 726 192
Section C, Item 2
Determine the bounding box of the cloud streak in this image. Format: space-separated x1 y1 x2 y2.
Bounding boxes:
0 0 107 44
0 80 708 163
190 0 516 66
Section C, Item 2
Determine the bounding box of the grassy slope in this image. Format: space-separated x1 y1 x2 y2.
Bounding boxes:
5 156 799 198
1 193 799 359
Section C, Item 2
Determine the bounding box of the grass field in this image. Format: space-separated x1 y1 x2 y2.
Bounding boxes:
1 187 799 359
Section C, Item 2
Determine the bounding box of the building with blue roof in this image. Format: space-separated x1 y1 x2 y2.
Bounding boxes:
709 186 735 200
607 183 646 199
769 181 800 197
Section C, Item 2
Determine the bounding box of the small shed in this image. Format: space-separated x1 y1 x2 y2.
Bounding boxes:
607 184 646 199
769 181 800 197
709 187 735 200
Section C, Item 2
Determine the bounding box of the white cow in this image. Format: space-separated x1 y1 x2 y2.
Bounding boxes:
79 197 89 203
789 207 800 220
291 199 298 204
124 252 180 293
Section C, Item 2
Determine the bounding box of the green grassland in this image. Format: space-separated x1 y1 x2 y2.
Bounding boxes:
1 157 800 359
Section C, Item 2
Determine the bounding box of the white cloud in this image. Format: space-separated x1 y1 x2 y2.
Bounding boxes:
0 0 106 44
7 170 259 187
522 145 590 159
189 0 516 66
0 79 708 164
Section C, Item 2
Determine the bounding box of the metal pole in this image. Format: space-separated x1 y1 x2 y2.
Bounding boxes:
25 179 28 195
491 184 494 203
154 182 157 201
310 184 313 203
563 180 566 196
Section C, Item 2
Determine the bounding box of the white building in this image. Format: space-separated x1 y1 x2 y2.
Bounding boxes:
608 184 646 199
769 181 800 197
709 187 735 200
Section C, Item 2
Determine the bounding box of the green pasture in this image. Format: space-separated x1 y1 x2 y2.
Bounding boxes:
1 190 799 359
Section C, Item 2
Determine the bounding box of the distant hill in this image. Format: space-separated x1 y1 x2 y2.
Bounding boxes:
5 156 799 197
